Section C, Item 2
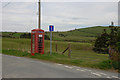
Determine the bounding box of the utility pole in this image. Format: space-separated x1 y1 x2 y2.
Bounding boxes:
38 0 41 29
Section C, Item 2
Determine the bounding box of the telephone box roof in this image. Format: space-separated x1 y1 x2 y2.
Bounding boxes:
32 29 44 32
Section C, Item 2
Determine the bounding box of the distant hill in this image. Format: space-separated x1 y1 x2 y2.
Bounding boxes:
65 26 110 37
2 26 110 42
48 26 110 42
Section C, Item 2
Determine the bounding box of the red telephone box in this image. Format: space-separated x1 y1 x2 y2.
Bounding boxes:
31 29 44 56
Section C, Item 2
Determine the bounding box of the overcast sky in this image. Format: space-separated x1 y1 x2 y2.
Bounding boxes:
1 1 118 32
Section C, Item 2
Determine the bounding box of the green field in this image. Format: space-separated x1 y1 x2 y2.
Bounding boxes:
2 38 109 69
2 26 113 69
2 26 110 42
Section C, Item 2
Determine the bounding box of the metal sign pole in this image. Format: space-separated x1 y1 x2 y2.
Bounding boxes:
50 31 52 55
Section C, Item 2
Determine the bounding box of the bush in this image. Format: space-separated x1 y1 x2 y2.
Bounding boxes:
98 60 120 71
45 35 50 40
93 30 109 54
112 61 120 70
117 42 120 52
97 60 112 69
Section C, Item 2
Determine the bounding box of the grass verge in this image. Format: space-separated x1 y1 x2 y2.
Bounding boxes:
2 49 118 71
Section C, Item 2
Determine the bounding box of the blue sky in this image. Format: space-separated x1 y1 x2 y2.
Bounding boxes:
1 1 118 32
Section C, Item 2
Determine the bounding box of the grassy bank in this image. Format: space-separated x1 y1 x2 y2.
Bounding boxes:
2 38 111 70
2 49 111 69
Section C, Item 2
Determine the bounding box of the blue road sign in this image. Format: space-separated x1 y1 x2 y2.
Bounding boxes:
49 25 54 31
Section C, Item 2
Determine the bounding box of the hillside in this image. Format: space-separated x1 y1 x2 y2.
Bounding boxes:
46 26 110 42
2 26 110 42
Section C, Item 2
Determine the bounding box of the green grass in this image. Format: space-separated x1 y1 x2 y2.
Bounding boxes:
1 26 119 71
45 26 110 42
12 33 23 38
2 26 110 42
2 38 93 52
2 49 111 69
2 38 110 69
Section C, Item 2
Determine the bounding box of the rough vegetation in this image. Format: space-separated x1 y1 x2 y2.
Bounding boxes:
2 26 120 71
93 24 120 72
2 26 110 42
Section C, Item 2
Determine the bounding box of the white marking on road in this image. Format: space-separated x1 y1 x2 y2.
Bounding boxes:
73 66 81 68
80 70 85 72
64 66 73 69
57 64 62 65
83 69 92 72
106 76 111 78
112 76 119 79
87 70 92 71
68 67 73 69
91 72 101 77
76 69 85 72
98 73 107 76
76 69 80 71
64 66 69 67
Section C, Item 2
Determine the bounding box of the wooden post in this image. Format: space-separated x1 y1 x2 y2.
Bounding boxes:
109 47 111 59
56 44 58 52
68 44 71 58
38 0 41 29
62 47 69 54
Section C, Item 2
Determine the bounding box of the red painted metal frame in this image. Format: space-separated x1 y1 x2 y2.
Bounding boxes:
31 29 44 56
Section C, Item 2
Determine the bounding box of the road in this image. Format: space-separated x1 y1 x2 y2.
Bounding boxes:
2 54 120 79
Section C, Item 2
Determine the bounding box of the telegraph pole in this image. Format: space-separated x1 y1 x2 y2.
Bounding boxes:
38 0 41 29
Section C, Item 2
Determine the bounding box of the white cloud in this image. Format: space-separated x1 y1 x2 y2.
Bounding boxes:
41 2 118 31
2 2 118 32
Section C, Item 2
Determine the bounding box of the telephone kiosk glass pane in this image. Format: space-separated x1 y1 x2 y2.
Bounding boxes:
38 34 43 53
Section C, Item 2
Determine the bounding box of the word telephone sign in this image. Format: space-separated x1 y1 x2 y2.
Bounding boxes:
31 29 44 56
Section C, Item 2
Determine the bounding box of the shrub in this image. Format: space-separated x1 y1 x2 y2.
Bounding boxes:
97 60 112 69
112 61 120 70
45 35 50 40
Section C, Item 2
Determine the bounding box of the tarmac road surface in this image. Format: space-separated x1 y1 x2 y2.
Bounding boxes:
2 54 120 79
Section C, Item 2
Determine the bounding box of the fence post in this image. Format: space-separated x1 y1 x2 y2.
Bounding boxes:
68 44 71 58
56 44 58 52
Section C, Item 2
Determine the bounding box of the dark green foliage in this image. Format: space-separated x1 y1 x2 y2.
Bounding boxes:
117 31 120 52
45 35 50 40
112 61 120 70
97 60 120 70
20 33 31 38
117 42 120 52
93 26 120 54
109 27 119 46
118 30 120 41
93 29 109 54
97 60 112 69
59 34 66 37
93 25 120 71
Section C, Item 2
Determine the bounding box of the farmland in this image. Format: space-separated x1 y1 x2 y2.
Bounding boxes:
2 26 110 42
2 26 112 69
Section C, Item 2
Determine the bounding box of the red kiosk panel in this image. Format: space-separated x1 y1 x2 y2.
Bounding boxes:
31 29 44 56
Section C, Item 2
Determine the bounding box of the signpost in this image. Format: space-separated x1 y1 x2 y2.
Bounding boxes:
49 25 54 55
